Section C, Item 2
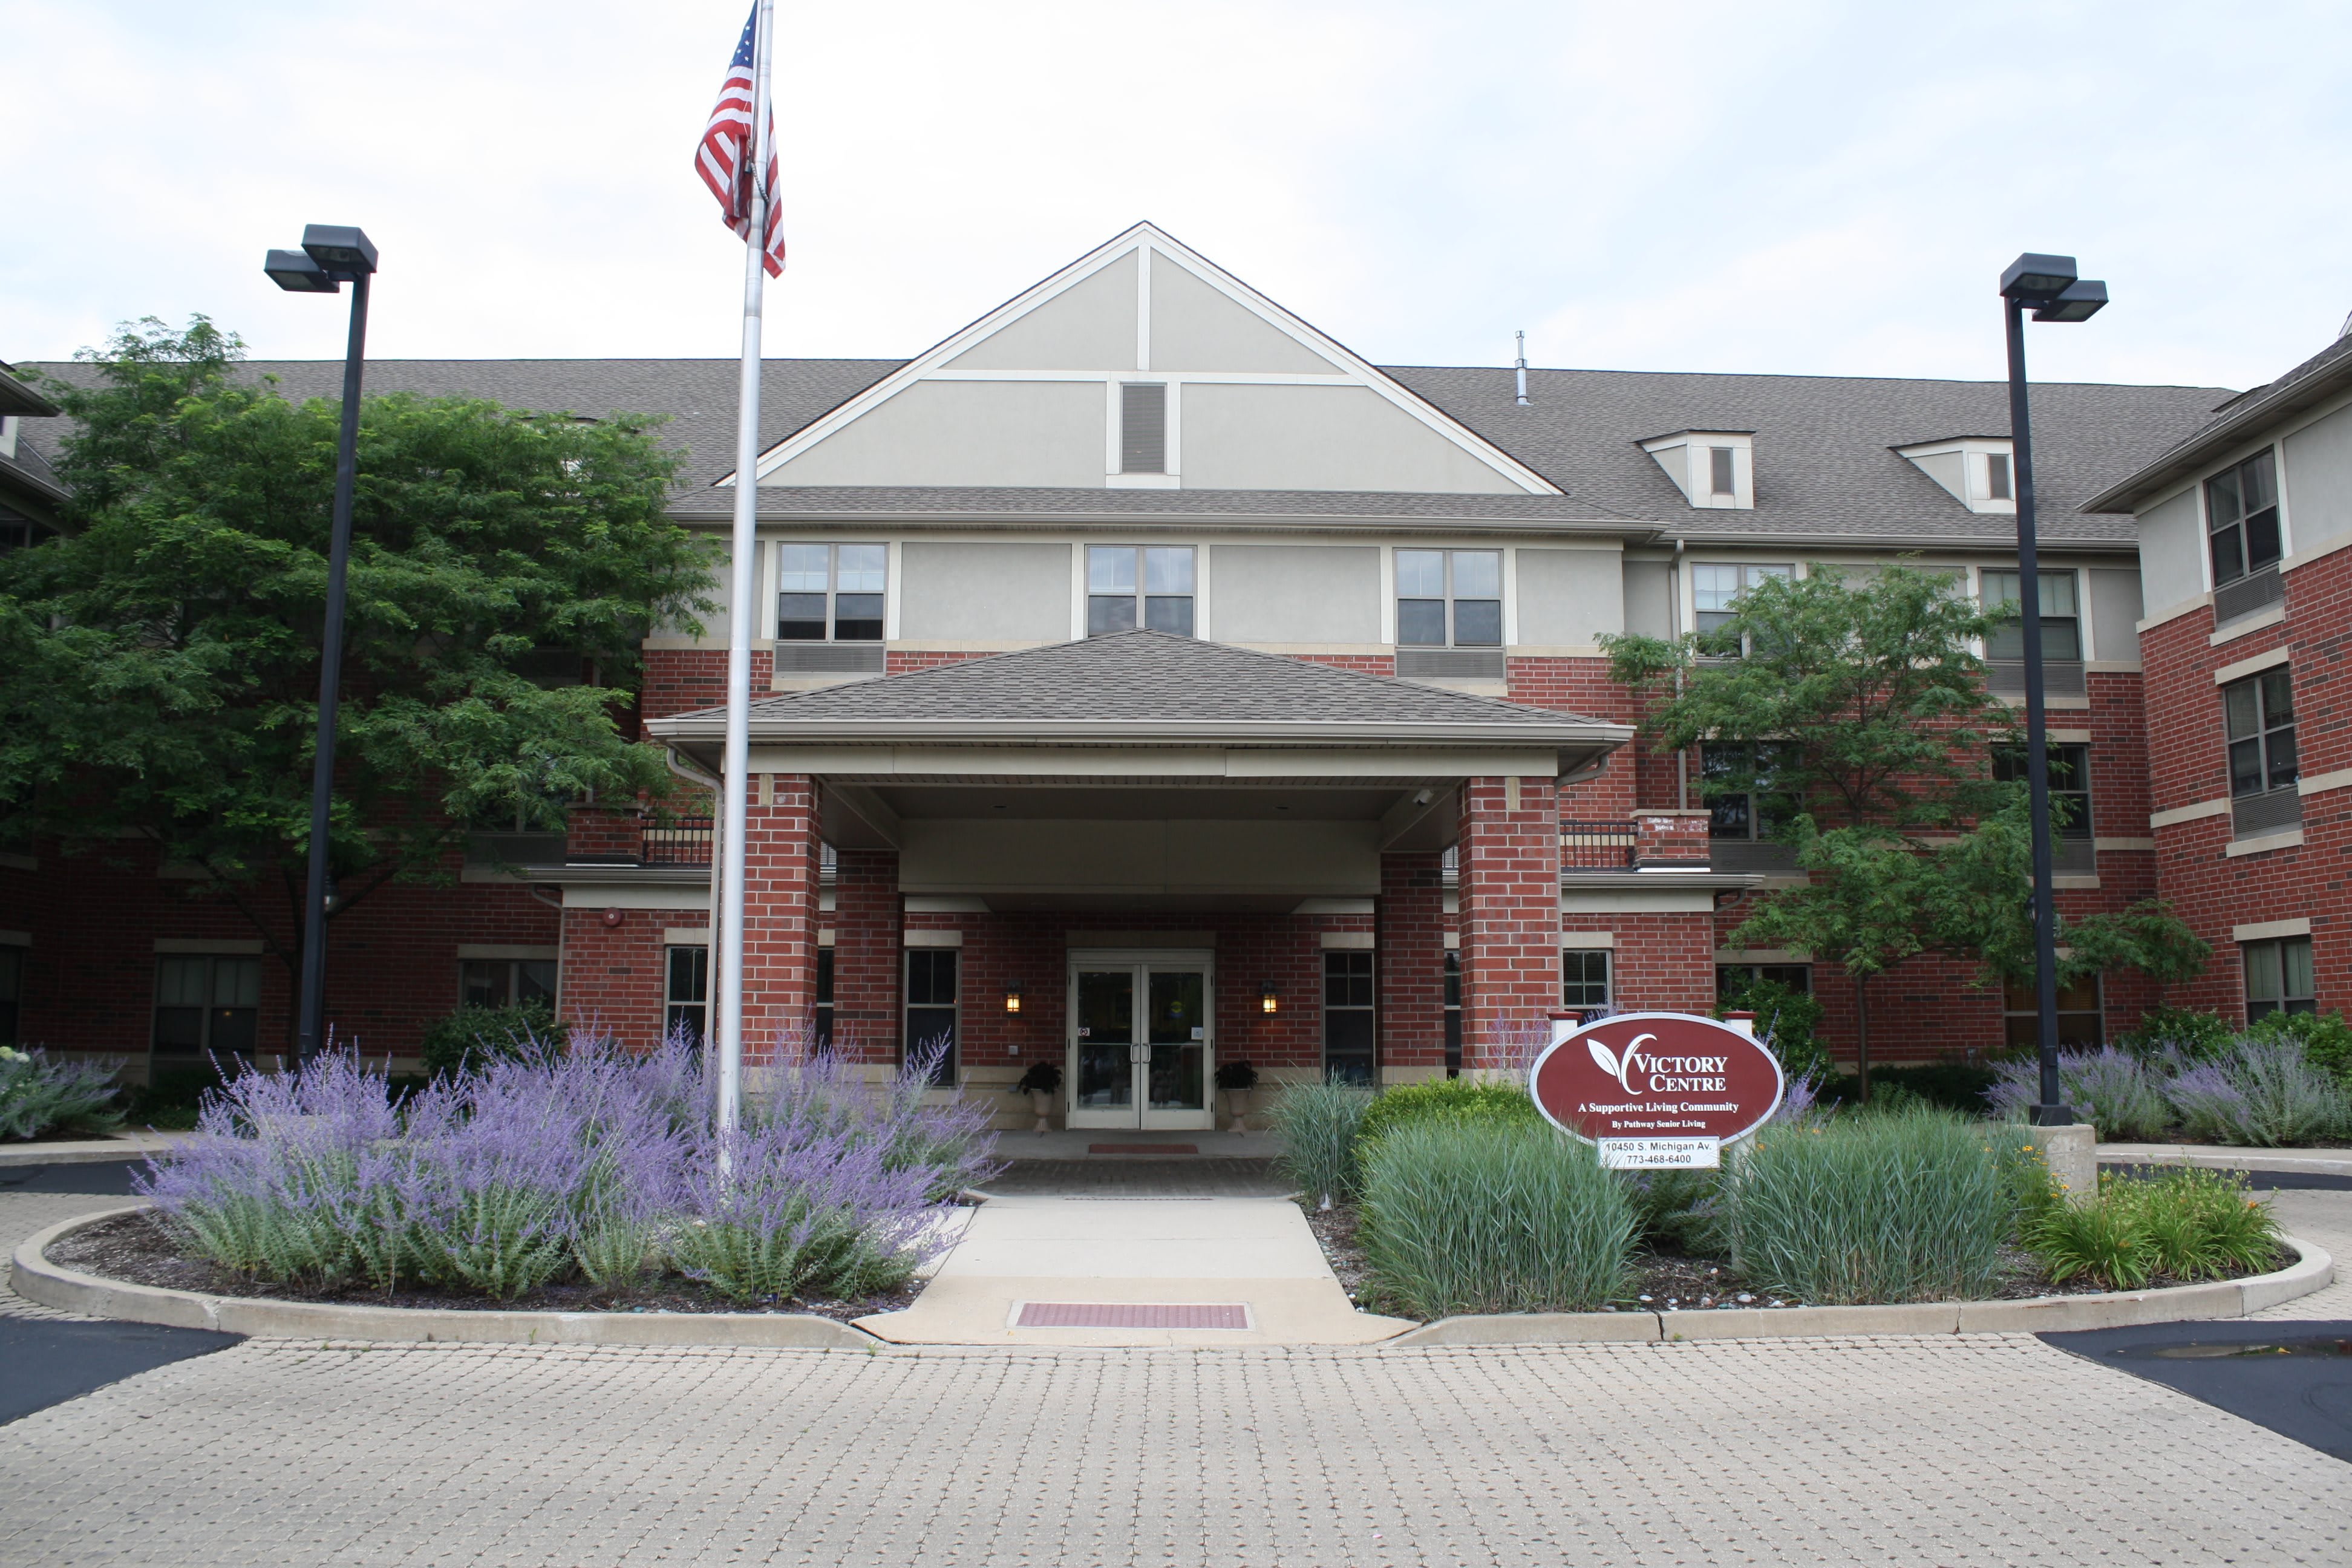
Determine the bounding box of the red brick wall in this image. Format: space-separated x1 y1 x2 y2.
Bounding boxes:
830 849 902 1059
1572 913 1714 1013
736 774 822 1062
558 909 668 1046
1378 852 1447 1071
639 647 773 733
1455 774 1563 1069
884 649 998 675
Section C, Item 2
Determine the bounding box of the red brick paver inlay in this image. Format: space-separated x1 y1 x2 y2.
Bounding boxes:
1014 1301 1250 1330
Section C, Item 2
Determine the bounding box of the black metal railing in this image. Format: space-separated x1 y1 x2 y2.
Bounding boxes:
1560 820 1638 871
641 817 715 866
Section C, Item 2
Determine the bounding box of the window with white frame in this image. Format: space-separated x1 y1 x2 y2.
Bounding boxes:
1983 569 2081 661
1986 451 2014 501
1692 563 1791 638
1087 544 1194 636
1708 446 1736 498
1395 549 1501 647
664 945 708 1048
154 955 260 1057
776 543 886 642
2243 936 2315 1022
2206 449 2282 589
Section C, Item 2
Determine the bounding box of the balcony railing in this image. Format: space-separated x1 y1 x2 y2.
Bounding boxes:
641 817 714 866
1560 820 1638 871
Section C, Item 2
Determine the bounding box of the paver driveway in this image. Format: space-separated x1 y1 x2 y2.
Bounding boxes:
4 1178 2349 1567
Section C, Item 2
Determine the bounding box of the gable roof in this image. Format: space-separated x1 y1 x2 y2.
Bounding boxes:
738 222 1561 497
647 629 1627 748
2082 332 2352 514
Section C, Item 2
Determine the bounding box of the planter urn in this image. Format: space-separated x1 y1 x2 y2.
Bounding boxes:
1026 1088 1053 1134
1223 1087 1250 1133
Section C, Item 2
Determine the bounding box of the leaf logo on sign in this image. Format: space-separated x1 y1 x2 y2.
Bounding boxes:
1587 1034 1653 1096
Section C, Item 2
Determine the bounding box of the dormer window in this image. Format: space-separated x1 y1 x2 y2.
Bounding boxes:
1895 437 2017 514
1640 431 1754 509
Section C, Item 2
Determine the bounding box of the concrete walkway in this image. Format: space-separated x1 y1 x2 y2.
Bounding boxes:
0 1133 188 1169
2102 1142 2352 1176
859 1195 1410 1348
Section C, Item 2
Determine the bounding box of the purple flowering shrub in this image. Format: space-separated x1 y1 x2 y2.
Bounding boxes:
751 1036 1003 1201
1985 1047 2170 1140
137 1023 994 1304
2163 1036 2350 1146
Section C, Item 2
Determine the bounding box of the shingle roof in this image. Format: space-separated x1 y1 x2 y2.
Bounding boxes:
649 629 1624 743
1396 365 2230 547
19 354 2229 547
2082 332 2352 513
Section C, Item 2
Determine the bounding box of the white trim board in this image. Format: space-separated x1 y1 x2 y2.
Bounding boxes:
2233 918 2311 941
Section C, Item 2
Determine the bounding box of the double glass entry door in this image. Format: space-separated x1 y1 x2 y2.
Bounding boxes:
1069 960 1212 1129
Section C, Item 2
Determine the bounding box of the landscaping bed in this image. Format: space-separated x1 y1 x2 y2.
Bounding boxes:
48 1207 927 1324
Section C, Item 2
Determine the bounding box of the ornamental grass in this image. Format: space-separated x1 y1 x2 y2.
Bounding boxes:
1720 1107 2009 1305
1357 1120 1637 1318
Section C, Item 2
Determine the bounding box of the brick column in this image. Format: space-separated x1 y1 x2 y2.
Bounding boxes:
1456 774 1562 1073
832 848 902 1066
739 773 822 1065
1377 851 1448 1079
1635 809 1712 867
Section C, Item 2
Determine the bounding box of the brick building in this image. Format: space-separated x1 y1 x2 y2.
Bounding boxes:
8 224 2311 1120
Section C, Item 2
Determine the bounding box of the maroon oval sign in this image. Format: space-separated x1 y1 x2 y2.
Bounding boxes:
1530 1011 1785 1148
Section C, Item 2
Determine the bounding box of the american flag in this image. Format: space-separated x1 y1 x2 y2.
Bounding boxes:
696 5 785 278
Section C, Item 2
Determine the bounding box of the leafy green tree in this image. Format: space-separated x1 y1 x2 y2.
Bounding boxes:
0 318 711 1015
1606 565 2204 1095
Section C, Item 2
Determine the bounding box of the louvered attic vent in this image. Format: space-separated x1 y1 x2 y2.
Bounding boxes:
1120 384 1166 474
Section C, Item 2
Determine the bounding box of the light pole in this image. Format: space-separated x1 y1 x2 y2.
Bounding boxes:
263 225 379 1066
1996 252 2107 1126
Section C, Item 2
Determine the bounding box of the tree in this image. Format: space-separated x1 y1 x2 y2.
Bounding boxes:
0 318 713 1022
1605 565 2204 1095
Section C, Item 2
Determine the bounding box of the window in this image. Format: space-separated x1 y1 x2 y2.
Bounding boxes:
2244 936 2316 1022
1986 452 2014 501
1983 570 2080 661
1442 949 1461 1077
1563 949 1610 1011
2223 670 2296 798
776 543 886 642
1719 963 1811 999
1120 384 1166 474
154 955 260 1057
1395 549 1501 647
1087 545 1194 636
664 946 708 1048
2003 975 2104 1049
0 947 19 1044
904 949 957 1085
815 948 835 1054
2206 449 2282 588
1708 446 1736 497
1994 743 2092 837
1691 563 1791 638
1323 950 1376 1086
1702 740 1800 841
461 958 556 1011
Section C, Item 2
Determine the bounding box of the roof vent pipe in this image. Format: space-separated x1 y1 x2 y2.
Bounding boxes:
1514 331 1530 407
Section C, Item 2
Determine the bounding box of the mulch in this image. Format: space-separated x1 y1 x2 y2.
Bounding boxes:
47 1210 922 1325
1299 1201 2282 1316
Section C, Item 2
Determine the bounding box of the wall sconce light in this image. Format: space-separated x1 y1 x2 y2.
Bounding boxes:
1004 987 1022 1014
1260 985 1279 1015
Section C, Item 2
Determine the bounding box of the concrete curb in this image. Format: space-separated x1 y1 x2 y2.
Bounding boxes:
0 1132 190 1168
11 1204 886 1351
2098 1144 2352 1178
19 1208 2331 1353
1386 1236 2331 1347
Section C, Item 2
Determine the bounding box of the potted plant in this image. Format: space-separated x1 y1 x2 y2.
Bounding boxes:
1214 1060 1259 1132
1014 1060 1063 1134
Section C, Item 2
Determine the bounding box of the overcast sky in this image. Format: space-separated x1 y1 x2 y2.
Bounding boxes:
7 1 2347 395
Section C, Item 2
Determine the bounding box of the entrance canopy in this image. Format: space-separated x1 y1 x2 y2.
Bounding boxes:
648 630 1630 912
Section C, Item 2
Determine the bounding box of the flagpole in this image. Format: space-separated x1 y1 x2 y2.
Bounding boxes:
715 0 777 1144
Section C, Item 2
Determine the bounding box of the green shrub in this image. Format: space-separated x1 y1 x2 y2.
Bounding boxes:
1722 1108 2010 1304
1820 1060 1998 1114
1359 1121 1636 1317
0 1047 125 1140
2115 1005 2235 1062
2028 1167 2284 1290
1354 1078 1539 1151
1716 976 1831 1085
1269 1079 1375 1207
419 1004 557 1077
2248 1010 2352 1086
1624 1168 1721 1253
